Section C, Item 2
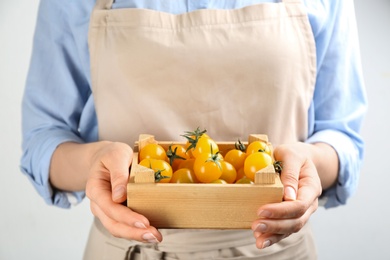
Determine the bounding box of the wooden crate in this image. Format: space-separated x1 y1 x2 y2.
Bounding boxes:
127 134 284 229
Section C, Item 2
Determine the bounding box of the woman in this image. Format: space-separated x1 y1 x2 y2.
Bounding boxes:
21 0 367 259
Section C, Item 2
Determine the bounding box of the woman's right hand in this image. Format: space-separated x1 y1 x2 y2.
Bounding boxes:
85 141 162 243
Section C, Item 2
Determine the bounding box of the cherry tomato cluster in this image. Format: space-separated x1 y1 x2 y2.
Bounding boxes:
138 128 277 184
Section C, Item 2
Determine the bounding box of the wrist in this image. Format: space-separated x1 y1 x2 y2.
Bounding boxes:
310 142 339 190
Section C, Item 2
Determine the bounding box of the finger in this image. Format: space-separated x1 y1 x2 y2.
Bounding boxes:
256 200 308 220
252 200 318 235
256 188 319 220
253 232 292 249
90 202 162 243
87 177 151 228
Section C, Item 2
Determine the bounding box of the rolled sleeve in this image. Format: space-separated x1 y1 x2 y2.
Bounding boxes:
306 130 364 208
20 129 85 208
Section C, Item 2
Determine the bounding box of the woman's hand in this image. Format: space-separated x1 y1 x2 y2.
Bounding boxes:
85 141 162 243
50 140 162 243
251 142 333 249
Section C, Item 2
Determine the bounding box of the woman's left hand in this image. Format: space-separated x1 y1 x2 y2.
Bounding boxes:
251 142 323 249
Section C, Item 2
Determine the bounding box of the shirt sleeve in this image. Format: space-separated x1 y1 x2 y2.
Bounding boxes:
305 0 368 208
20 0 92 208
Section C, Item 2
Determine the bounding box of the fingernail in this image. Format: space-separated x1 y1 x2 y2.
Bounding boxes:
285 186 296 201
262 240 271 249
258 210 272 218
142 233 159 243
255 223 267 233
113 185 126 201
134 222 147 229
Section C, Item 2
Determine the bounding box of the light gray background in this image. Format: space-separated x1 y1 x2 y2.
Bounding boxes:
1 0 389 259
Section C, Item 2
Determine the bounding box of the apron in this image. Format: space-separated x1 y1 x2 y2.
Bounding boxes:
85 0 317 259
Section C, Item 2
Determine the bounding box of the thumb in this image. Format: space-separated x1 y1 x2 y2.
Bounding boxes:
282 177 298 201
273 149 299 201
104 143 133 203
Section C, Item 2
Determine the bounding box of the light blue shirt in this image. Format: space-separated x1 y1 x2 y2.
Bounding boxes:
21 0 367 209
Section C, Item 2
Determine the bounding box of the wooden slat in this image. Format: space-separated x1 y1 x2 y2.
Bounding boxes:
255 164 277 184
127 179 283 229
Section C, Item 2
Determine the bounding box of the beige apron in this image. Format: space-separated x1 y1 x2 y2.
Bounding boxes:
85 0 317 259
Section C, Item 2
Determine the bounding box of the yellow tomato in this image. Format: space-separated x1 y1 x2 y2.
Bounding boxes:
219 161 237 184
235 177 254 184
244 151 273 181
170 168 197 183
139 143 168 162
193 153 222 183
139 158 173 183
236 167 246 182
224 149 246 171
190 135 219 159
178 158 195 170
246 141 271 156
167 144 191 171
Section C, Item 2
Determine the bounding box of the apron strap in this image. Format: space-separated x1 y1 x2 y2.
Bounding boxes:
94 0 114 10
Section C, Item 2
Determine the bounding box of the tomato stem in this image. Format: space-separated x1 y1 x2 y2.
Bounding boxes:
235 139 246 152
181 127 207 152
154 169 170 183
273 161 283 174
145 160 170 182
205 145 222 171
166 145 186 166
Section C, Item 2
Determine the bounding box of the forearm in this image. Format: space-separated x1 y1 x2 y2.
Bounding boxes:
49 141 110 191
